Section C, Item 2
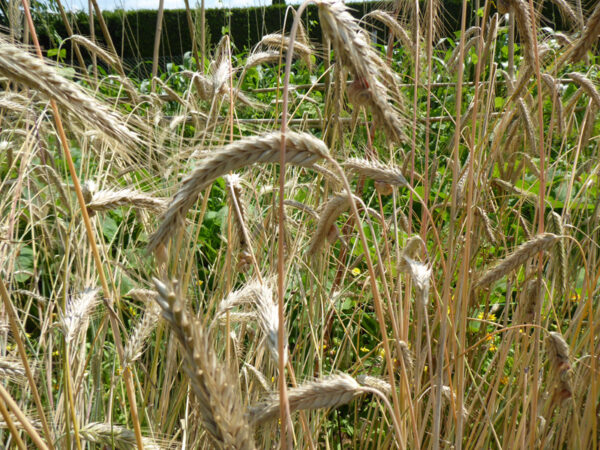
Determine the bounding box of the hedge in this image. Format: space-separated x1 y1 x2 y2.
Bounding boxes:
34 0 576 66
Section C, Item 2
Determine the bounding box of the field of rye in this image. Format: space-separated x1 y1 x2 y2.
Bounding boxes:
1 0 599 448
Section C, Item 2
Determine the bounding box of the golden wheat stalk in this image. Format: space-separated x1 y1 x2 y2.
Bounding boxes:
148 131 329 252
474 233 559 289
343 158 408 186
247 373 369 426
86 188 167 215
152 278 254 449
566 72 600 109
317 0 407 143
79 422 165 450
0 37 138 145
570 1 600 63
59 288 99 344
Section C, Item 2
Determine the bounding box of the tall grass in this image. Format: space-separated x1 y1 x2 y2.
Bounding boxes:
1 0 599 448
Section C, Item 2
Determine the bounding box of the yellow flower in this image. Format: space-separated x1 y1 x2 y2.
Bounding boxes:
424 365 428 373
489 344 497 352
52 350 60 357
485 334 493 342
377 348 385 359
488 313 497 322
351 267 361 277
500 376 508 385
197 280 204 287
360 346 370 353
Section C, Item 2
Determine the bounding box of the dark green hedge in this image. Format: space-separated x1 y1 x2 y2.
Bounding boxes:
35 0 574 66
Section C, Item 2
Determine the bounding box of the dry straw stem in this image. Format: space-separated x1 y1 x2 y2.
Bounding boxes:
317 0 407 143
86 188 167 215
570 1 600 63
59 288 99 344
474 233 559 289
152 278 254 449
0 37 138 145
566 72 600 109
343 157 408 186
248 373 368 425
148 131 329 252
79 422 165 450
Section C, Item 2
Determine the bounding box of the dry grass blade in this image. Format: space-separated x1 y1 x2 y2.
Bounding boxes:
0 37 138 146
570 1 600 63
248 373 367 425
148 131 329 252
152 278 254 449
474 233 559 289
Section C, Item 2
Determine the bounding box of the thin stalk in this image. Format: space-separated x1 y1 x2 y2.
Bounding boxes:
64 342 83 450
183 0 200 70
151 0 165 92
434 0 469 447
526 0 547 446
19 2 145 448
89 0 126 76
0 275 54 448
0 394 27 450
0 382 49 450
455 1 491 447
